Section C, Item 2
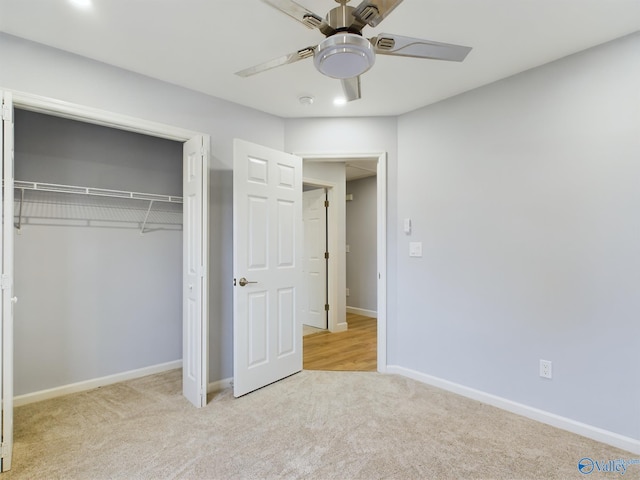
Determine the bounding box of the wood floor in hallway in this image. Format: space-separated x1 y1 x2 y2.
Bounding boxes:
303 313 377 371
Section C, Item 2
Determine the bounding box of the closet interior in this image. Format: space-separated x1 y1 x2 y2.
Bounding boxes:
13 109 184 399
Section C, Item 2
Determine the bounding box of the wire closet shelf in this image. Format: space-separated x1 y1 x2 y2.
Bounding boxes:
13 180 183 234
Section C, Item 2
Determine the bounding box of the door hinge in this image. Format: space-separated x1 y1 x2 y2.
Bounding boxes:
0 274 12 290
324 304 330 311
1 104 12 122
0 442 8 458
324 200 329 208
324 252 329 259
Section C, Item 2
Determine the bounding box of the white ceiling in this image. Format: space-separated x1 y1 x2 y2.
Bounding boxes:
345 160 377 180
1 0 639 118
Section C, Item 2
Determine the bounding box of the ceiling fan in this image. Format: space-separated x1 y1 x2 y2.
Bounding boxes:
236 0 472 102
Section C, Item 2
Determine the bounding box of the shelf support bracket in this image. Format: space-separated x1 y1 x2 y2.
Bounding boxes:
14 188 24 232
140 200 154 235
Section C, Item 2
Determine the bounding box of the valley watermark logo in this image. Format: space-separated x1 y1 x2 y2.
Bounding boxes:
578 457 640 475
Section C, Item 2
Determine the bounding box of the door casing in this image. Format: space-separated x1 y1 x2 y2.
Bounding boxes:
1 90 15 472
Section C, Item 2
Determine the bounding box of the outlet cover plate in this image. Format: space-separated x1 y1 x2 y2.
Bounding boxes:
540 359 552 379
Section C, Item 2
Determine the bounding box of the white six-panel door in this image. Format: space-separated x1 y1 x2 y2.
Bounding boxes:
233 139 303 397
1 91 15 471
182 135 208 407
303 188 327 329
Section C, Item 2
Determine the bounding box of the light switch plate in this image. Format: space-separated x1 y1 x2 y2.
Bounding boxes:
409 242 422 257
403 218 412 234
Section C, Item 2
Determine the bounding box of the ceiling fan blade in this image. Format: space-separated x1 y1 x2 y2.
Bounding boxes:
352 0 404 28
341 76 361 102
235 46 316 77
372 33 472 62
261 0 335 35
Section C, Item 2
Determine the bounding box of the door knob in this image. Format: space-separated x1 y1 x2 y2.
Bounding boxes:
238 277 257 287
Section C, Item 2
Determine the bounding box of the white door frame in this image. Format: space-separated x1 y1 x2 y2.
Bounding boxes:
301 152 387 373
1 90 15 472
6 89 211 398
10 91 199 141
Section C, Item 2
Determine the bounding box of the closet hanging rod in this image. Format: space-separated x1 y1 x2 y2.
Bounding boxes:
13 180 183 204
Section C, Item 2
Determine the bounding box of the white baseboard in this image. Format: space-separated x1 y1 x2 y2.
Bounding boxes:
14 360 183 407
331 322 348 333
387 365 640 455
346 306 377 318
208 377 233 394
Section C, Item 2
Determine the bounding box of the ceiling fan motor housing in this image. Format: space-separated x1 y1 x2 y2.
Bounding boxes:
314 33 376 79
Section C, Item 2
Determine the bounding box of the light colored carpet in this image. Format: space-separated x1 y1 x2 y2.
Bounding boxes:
4 369 635 479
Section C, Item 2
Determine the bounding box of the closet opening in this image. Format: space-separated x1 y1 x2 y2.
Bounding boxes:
11 108 203 406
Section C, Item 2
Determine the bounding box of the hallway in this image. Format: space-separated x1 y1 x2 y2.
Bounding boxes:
303 313 377 371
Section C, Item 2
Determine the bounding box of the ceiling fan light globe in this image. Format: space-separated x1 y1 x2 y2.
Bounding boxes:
314 33 375 79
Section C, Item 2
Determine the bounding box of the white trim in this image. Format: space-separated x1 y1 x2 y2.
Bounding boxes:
14 360 182 407
346 306 377 318
2 90 16 472
208 377 233 394
9 90 196 141
375 153 387 373
387 365 640 455
332 322 348 333
299 152 387 373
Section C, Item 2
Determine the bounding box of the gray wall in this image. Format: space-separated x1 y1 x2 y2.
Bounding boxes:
284 34 639 442
1 32 286 385
396 32 640 440
346 176 377 313
14 110 183 395
15 110 182 192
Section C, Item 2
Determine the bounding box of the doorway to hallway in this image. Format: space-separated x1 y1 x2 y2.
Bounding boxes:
302 157 380 372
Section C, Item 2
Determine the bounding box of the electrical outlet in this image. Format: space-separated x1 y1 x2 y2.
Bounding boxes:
346 288 350 297
540 359 552 379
